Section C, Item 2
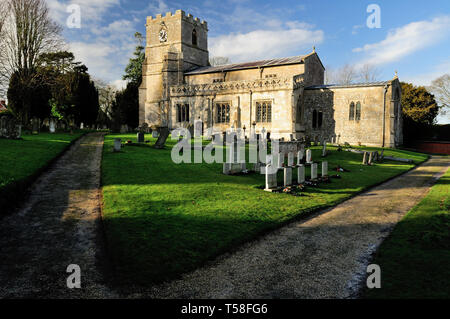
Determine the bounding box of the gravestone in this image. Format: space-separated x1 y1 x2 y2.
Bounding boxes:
368 152 374 165
0 115 21 139
32 118 39 134
154 127 170 149
194 119 203 138
137 132 145 143
298 165 305 184
284 167 292 187
277 152 284 169
322 161 328 177
322 143 327 157
297 149 304 165
113 138 121 152
311 163 318 180
152 131 159 138
223 163 231 175
287 152 294 167
362 152 369 165
306 149 312 164
264 155 277 191
120 124 128 133
49 119 56 133
80 122 84 129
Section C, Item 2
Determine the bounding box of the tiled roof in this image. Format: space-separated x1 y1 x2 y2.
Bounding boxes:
0 101 7 112
305 81 390 90
185 55 308 75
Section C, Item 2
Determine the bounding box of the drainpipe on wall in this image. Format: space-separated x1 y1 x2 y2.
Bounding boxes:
382 84 389 148
249 90 253 130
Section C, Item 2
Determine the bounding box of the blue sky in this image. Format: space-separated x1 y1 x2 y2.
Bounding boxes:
47 0 450 122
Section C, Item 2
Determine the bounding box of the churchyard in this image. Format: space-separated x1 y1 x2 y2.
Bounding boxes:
101 133 428 285
0 131 84 213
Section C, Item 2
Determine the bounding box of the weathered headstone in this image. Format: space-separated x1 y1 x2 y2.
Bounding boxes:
306 149 312 164
362 152 369 165
311 163 318 180
0 115 21 139
152 131 159 138
277 152 284 169
80 122 84 129
264 156 277 191
287 152 294 167
322 161 328 177
297 149 304 165
32 118 39 134
114 138 121 152
368 152 374 165
284 167 292 187
298 165 305 184
322 143 327 157
194 119 203 138
223 163 231 175
154 127 170 149
137 132 144 143
49 119 56 133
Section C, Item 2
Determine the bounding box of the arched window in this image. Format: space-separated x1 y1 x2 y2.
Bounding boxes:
176 104 190 122
349 102 355 121
192 29 198 46
355 102 361 121
312 110 317 128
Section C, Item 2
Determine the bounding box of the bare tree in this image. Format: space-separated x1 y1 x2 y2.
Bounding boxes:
209 56 231 67
429 74 450 120
0 0 62 93
358 63 381 83
324 65 335 84
429 74 450 108
330 64 356 85
94 78 116 119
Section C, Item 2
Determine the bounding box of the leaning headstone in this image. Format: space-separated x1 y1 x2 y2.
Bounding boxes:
298 165 305 184
284 167 292 187
306 149 312 164
362 152 369 165
154 127 170 149
114 138 121 152
322 143 327 157
368 152 374 165
311 163 318 180
287 152 294 167
322 161 328 177
137 132 144 143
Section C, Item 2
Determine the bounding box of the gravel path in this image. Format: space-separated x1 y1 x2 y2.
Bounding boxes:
144 156 450 299
0 133 117 299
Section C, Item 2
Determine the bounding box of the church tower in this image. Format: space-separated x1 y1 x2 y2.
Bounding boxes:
139 10 209 127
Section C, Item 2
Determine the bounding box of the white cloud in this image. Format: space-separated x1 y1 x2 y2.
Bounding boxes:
110 79 128 90
402 60 450 86
46 0 120 25
353 16 450 66
210 25 324 62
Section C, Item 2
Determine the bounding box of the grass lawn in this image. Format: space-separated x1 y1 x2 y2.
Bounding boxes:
365 166 450 299
0 132 84 213
101 134 428 286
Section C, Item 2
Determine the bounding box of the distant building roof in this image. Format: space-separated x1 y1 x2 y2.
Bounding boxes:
185 54 313 75
305 81 390 90
0 100 7 112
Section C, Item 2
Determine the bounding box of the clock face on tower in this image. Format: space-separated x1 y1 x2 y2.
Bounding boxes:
159 29 168 42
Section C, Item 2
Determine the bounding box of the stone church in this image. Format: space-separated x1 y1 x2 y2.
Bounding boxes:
139 10 403 148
